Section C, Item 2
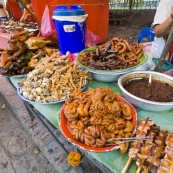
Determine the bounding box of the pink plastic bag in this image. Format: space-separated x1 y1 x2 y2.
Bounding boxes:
59 52 77 62
85 28 100 48
141 42 153 53
40 5 56 36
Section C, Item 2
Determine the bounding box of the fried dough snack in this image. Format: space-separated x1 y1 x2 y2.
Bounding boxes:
78 37 143 70
64 88 134 152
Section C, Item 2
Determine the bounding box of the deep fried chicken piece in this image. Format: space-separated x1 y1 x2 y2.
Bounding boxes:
25 37 51 49
0 53 13 68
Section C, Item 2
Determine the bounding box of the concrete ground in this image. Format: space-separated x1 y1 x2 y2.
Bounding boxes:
0 87 58 173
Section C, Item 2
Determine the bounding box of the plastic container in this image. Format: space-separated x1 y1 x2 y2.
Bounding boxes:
53 5 87 54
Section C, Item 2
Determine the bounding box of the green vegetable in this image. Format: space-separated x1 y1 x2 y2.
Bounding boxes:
5 66 10 71
24 44 28 48
6 49 9 54
6 67 12 74
21 54 31 61
23 67 28 72
14 63 18 67
38 56 43 61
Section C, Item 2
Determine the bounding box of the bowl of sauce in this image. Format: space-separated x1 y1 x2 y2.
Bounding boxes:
118 71 173 112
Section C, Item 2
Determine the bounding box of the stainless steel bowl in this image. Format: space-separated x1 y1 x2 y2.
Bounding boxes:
77 47 148 82
87 58 154 83
118 71 173 112
88 69 133 83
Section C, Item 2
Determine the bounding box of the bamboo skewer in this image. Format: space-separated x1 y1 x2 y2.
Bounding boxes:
143 148 161 173
136 137 152 172
106 138 151 146
144 131 168 173
107 136 151 143
169 158 173 173
135 125 159 173
121 157 133 173
121 118 151 173
157 133 173 173
136 163 142 173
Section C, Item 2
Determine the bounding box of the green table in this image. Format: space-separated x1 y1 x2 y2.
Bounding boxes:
10 77 173 173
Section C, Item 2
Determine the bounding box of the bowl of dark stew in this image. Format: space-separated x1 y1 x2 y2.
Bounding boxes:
118 71 173 111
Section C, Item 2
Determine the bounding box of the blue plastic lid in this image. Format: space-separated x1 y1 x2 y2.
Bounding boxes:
53 5 86 16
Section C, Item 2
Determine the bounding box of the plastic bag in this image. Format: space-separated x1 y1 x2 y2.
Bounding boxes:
53 14 88 22
149 37 165 59
85 28 100 48
141 42 153 53
40 5 56 36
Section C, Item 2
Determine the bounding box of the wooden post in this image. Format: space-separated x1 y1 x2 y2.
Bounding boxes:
6 0 14 20
155 26 173 72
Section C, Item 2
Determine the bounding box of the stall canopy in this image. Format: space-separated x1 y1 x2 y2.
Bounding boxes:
31 0 109 42
6 0 22 20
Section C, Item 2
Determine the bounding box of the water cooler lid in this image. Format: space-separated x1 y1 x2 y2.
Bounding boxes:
53 5 86 16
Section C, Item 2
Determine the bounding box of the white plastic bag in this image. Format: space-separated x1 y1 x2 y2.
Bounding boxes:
149 37 165 59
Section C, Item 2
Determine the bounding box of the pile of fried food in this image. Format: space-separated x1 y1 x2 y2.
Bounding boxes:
63 88 135 153
0 28 56 76
78 37 143 70
122 117 173 173
18 52 92 103
0 19 38 32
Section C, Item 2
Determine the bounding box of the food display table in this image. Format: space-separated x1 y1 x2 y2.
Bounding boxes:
8 76 173 173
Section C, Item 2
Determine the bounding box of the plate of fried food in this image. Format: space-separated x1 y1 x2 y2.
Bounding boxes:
17 52 92 104
0 52 31 77
17 81 88 104
0 28 59 77
77 37 147 73
59 88 137 153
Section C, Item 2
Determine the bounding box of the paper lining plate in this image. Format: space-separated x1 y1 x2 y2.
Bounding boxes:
17 81 88 105
59 93 137 152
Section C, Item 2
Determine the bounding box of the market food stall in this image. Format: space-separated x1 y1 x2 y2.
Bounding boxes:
1 34 173 172
1 1 173 172
7 75 173 173
1 21 173 172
